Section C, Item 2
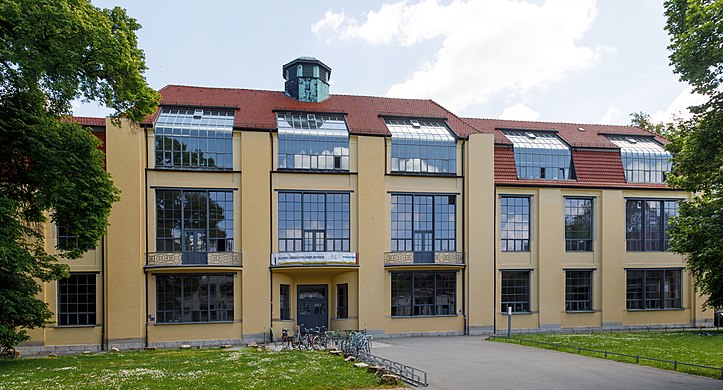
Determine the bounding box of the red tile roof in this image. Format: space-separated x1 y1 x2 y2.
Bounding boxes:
153 85 479 138
464 118 667 147
67 116 106 127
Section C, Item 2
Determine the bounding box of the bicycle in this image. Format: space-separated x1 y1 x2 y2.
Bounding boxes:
0 345 17 359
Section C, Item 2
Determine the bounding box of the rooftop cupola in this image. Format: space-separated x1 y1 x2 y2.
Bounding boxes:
283 57 331 102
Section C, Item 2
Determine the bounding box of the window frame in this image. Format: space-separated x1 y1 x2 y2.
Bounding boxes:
607 136 672 183
280 284 291 321
625 198 680 252
276 112 350 172
501 270 531 313
499 196 532 252
391 271 456 317
564 197 594 252
277 191 351 253
503 131 573 180
391 193 457 252
336 283 348 319
565 269 593 312
626 268 683 311
57 273 97 327
385 118 457 175
155 273 234 324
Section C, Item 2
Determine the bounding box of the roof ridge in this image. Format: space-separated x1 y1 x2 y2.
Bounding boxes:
463 116 646 131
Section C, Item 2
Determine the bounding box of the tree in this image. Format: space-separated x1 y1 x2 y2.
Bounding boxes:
663 0 723 309
0 0 159 349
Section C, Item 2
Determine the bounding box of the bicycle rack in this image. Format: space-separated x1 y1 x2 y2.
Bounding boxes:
356 350 429 387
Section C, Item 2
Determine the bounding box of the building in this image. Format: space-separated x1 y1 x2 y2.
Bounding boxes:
20 57 713 354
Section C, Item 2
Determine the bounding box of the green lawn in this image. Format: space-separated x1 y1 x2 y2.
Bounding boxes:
491 330 723 379
0 348 383 389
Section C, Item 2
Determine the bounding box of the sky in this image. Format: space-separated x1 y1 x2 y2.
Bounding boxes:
76 0 707 126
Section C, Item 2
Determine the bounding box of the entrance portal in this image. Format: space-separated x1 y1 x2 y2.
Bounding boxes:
297 285 328 332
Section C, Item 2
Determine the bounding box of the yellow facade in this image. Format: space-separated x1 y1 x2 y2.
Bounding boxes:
20 110 714 355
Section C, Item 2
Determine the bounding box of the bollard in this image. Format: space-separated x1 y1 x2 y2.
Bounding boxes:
507 306 512 338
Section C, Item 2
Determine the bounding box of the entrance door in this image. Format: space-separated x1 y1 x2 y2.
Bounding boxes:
297 285 328 333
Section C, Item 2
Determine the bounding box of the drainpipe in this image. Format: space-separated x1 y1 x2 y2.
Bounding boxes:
143 125 150 349
269 130 274 343
101 235 106 351
461 140 468 335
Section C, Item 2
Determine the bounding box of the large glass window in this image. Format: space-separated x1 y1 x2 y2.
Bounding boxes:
565 270 592 311
391 271 456 317
385 118 456 174
154 108 234 170
156 274 234 323
277 112 349 170
625 199 679 251
500 196 530 252
58 274 96 326
501 270 530 313
391 194 456 252
564 198 593 251
503 131 572 180
607 136 672 183
278 192 350 252
155 190 234 253
626 269 682 310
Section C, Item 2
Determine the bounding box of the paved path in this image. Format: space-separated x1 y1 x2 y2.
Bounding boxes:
371 336 722 390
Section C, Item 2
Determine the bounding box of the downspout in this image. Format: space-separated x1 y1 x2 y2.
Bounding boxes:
144 125 150 349
101 235 106 351
268 130 274 343
493 179 497 334
461 140 468 335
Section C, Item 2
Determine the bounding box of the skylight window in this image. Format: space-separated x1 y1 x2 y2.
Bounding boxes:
608 136 671 183
385 118 456 174
277 112 350 171
154 108 235 170
503 131 572 180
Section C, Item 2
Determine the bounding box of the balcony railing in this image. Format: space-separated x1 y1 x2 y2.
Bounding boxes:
145 252 242 268
271 252 358 267
384 251 465 266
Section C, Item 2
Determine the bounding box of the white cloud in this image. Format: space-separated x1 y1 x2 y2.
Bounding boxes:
650 86 708 123
312 0 605 112
600 105 621 124
499 103 540 120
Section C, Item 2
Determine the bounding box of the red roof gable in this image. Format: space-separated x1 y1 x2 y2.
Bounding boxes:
152 85 479 139
464 117 667 147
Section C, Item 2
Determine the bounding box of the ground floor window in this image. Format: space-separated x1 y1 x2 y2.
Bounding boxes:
391 271 455 317
58 274 96 326
565 270 593 311
501 270 530 313
156 274 234 323
626 269 682 310
280 284 290 320
336 283 348 319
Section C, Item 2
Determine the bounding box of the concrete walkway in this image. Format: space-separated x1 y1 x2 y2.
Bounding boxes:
371 336 722 390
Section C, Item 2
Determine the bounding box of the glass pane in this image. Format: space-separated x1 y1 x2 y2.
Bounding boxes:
503 131 571 180
385 119 456 174
608 136 672 183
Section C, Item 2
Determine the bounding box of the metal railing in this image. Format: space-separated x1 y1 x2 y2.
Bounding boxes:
145 251 242 267
384 251 465 266
356 350 429 387
489 335 723 379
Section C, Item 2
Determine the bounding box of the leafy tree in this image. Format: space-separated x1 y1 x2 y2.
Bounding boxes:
0 0 158 349
663 0 723 309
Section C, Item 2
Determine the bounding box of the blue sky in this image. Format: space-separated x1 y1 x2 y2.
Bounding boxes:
77 0 704 125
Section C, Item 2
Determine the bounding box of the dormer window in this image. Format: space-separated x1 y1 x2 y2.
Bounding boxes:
503 131 572 180
154 108 235 170
385 118 456 174
277 112 350 171
607 136 671 183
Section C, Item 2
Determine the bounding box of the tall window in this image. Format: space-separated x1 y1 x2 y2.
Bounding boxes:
154 108 234 170
280 284 290 320
607 136 672 183
500 196 530 252
503 131 572 180
565 270 592 311
156 190 234 253
385 118 456 174
58 274 96 326
156 274 234 323
391 194 456 252
277 112 349 170
625 199 679 251
564 198 593 251
626 269 682 310
391 272 455 317
278 192 350 252
336 283 348 319
501 270 530 313
56 224 78 250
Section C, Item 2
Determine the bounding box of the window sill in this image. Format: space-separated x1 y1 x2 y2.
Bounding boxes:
153 321 235 325
565 310 595 314
626 308 685 312
150 167 237 173
275 168 353 174
500 312 533 315
390 314 459 319
53 324 97 328
386 171 459 178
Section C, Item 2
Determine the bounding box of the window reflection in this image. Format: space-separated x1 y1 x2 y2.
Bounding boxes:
277 113 350 170
386 119 456 174
608 136 671 183
504 131 572 180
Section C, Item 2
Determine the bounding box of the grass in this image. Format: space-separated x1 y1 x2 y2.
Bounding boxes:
490 330 723 379
0 347 384 389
